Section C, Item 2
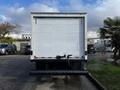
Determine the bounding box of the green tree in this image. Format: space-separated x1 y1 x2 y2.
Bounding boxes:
100 17 120 61
0 37 14 44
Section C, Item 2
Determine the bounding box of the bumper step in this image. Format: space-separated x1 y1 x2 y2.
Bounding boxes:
29 70 88 75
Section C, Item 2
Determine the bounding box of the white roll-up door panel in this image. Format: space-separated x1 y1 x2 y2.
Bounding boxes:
32 18 84 58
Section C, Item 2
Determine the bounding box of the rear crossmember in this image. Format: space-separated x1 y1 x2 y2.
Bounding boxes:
30 58 87 75
30 70 88 75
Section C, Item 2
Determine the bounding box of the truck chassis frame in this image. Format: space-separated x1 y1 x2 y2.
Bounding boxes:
30 58 88 75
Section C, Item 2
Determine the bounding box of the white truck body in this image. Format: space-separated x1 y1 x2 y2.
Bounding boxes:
31 13 87 60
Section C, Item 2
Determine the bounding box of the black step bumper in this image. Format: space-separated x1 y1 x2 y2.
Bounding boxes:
29 70 88 75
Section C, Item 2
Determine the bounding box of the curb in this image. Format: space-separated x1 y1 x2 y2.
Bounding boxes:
86 73 107 90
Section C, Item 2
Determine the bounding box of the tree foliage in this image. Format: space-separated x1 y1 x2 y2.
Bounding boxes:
0 22 16 39
0 37 14 44
100 17 120 60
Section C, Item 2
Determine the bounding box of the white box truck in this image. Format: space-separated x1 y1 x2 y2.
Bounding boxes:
30 12 87 75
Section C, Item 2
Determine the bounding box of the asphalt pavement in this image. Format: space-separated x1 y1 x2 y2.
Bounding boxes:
0 55 99 90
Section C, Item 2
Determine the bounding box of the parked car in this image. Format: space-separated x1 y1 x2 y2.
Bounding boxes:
0 44 17 55
24 45 31 55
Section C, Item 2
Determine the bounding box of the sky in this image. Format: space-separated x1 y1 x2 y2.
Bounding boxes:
0 0 120 38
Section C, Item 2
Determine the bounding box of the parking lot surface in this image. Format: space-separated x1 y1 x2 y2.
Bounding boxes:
0 55 98 90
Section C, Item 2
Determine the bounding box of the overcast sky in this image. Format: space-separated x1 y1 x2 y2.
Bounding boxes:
0 0 120 35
